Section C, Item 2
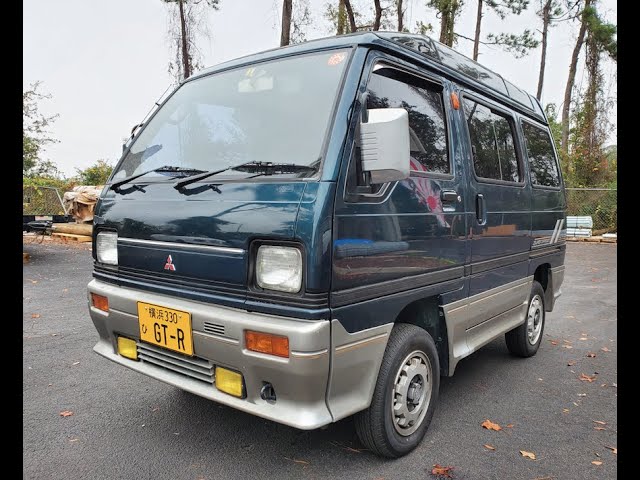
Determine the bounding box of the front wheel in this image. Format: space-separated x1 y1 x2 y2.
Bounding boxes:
505 280 546 357
354 323 440 458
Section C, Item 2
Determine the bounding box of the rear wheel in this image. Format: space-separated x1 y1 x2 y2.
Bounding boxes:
354 323 440 458
505 281 546 357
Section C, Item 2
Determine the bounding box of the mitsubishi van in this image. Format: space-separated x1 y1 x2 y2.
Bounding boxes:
87 32 566 457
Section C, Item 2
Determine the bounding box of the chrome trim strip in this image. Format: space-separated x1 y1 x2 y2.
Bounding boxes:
290 349 329 359
119 237 244 255
334 332 388 354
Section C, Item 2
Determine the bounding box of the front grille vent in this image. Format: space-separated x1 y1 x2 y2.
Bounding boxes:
203 322 225 336
137 342 214 384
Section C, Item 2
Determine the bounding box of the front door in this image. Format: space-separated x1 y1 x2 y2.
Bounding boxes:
331 53 469 332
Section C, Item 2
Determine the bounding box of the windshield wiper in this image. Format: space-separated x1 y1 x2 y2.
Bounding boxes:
174 161 315 190
110 166 205 192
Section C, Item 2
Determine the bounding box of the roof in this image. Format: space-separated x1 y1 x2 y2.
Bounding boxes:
190 31 546 123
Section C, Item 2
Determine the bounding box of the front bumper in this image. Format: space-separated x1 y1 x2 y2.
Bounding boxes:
88 279 332 430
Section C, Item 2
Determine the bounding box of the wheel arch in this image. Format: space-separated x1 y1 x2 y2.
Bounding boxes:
394 296 449 377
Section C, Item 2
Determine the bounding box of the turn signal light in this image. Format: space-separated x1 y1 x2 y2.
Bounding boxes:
91 293 109 312
245 330 289 358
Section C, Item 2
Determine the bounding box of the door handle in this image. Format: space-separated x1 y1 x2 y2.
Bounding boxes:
476 193 486 225
440 190 460 203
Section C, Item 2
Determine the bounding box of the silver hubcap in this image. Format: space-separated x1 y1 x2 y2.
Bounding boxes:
527 294 544 345
391 350 432 436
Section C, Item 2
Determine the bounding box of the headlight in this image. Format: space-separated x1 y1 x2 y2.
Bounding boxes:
96 231 118 265
256 245 302 293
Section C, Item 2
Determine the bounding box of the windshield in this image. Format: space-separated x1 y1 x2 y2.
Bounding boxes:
111 49 351 182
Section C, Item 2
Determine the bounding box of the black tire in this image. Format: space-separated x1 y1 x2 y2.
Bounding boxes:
505 281 546 357
354 323 440 458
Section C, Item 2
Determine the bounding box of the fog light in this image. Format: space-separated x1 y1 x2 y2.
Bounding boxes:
91 293 109 312
216 367 244 398
117 336 138 360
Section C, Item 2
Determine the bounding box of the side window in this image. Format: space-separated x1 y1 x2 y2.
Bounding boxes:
522 122 561 187
463 98 521 183
366 67 450 174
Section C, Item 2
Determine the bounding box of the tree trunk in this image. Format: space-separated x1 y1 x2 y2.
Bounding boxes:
178 0 190 80
280 0 292 46
373 0 382 31
473 0 483 60
337 0 346 35
439 6 449 44
561 0 591 154
397 0 404 32
536 0 551 100
343 0 357 32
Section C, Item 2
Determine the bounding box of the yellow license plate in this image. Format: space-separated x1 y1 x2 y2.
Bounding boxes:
138 302 193 356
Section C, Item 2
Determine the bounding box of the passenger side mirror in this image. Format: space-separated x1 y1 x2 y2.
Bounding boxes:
359 108 410 184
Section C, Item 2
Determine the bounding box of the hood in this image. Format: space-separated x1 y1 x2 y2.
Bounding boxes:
95 181 306 293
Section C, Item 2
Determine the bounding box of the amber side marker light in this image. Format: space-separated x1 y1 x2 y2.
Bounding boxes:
450 92 460 110
245 330 289 358
91 293 109 312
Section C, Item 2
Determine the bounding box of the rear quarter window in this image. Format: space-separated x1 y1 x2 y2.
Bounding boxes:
522 121 561 187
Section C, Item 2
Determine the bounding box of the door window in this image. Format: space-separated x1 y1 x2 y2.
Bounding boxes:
463 98 521 183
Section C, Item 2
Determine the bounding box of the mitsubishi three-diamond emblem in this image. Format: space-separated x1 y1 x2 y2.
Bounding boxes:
164 255 176 271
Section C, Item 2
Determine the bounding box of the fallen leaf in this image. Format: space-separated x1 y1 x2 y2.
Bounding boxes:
594 427 606 431
591 461 602 466
173 432 179 435
51 333 58 337
431 464 454 478
31 280 38 284
284 457 309 465
550 341 558 346
565 315 575 319
506 424 514 428
59 410 73 417
604 445 617 454
62 288 68 293
48 384 52 387
520 450 536 460
483 444 496 450
567 361 576 366
601 384 607 387
578 393 587 397
152 406 159 412
601 347 611 352
573 402 579 407
579 373 596 382
69 438 79 443
586 353 596 358
563 345 573 349
141 424 145 427
562 409 570 413
31 314 40 319
593 420 606 425
538 378 543 381
579 337 588 341
481 419 502 431
594 452 600 457
563 339 572 344
72 362 80 366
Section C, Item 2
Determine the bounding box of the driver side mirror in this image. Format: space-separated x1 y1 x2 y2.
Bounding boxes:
359 108 410 184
